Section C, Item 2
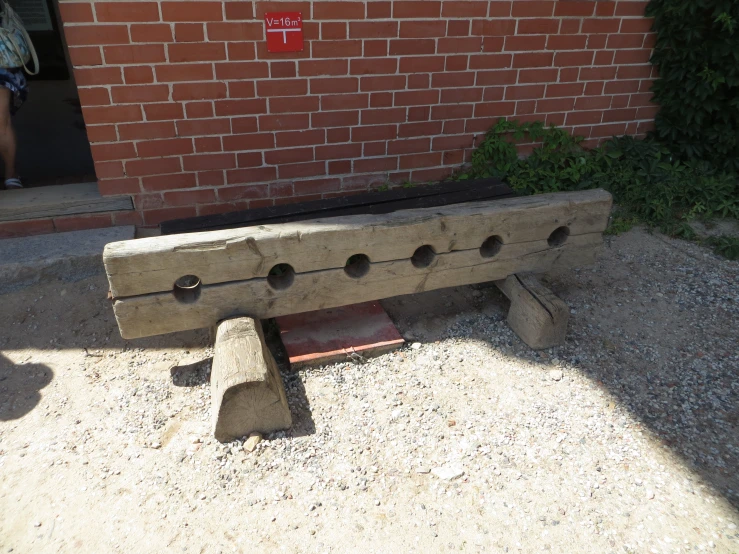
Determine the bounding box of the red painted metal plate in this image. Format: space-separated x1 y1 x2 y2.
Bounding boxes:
265 12 304 53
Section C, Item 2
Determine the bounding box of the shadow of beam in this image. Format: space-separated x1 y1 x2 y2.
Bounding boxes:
0 353 53 421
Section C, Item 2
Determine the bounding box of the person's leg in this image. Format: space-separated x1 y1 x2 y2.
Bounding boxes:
0 87 17 183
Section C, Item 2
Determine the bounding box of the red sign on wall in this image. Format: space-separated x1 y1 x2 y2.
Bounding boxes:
265 12 304 53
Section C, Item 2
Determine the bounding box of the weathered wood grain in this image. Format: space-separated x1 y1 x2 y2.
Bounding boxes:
211 317 292 442
112 233 602 339
495 273 570 349
104 189 612 298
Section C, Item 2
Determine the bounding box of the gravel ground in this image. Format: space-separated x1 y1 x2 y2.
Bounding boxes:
0 227 738 553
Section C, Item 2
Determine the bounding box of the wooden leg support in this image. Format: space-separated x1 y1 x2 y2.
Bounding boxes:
495 273 570 350
211 317 292 442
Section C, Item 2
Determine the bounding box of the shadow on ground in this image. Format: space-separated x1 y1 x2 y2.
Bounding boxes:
0 353 53 421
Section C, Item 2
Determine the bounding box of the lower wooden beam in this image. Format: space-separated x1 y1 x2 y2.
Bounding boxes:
495 273 570 350
211 317 292 442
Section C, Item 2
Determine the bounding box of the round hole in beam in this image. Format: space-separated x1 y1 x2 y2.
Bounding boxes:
267 263 295 290
547 226 570 247
173 274 201 304
411 245 436 268
344 254 370 279
479 236 503 258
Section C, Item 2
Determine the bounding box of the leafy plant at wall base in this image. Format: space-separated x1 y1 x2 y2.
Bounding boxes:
707 236 739 260
646 0 739 171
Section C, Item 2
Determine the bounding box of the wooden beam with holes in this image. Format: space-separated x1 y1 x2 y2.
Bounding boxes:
104 189 612 339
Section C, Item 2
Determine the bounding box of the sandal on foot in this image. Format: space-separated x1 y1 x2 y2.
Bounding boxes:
5 178 23 189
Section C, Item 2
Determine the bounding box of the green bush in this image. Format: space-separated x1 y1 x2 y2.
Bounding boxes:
646 0 739 170
455 119 739 242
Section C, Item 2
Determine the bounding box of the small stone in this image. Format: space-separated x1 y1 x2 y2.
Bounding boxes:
431 465 464 480
244 433 263 453
33 522 41 528
646 490 655 500
150 442 161 449
415 467 430 474
549 370 563 381
411 343 422 350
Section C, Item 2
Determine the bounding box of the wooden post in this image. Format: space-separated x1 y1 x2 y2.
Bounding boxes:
211 317 292 443
495 273 570 350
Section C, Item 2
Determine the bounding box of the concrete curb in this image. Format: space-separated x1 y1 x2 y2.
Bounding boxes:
0 226 135 295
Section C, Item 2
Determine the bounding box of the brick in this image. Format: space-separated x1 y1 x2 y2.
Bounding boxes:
607 34 646 49
350 59 398 77
518 68 558 83
53 214 113 233
64 25 130 46
603 107 638 122
399 20 446 38
269 96 320 113
370 91 394 107
399 152 441 169
367 1 391 18
276 129 326 148
104 44 165 64
123 66 154 84
312 110 360 128
226 167 277 185
218 185 269 202
545 82 584 97
172 82 227 101
259 113 309 131
488 1 512 17
322 22 347 40
554 51 594 67
222 132 274 151
311 77 359 94
86 125 118 142
126 157 182 177
110 84 169 104
195 136 223 152
83 104 142 124
78 87 110 106
144 103 184 121
264 147 314 165
94 161 125 179
315 142 362 160
620 18 654 33
119 121 176 141
270 61 296 78
185 101 215 118
228 42 256 60
161 1 223 21
442 1 488 17
546 35 587 50
314 2 365 19
447 20 470 36
504 84 546 100
386 137 430 155
90 142 136 162
177 117 232 136
582 18 620 34
97 178 141 195
69 46 103 67
575 95 612 110
389 39 436 56
615 1 648 16
475 69 517 86
156 63 213 82
59 3 94 23
214 98 266 116
174 23 205 42
559 19 582 34
431 72 474 88
312 40 363 58
207 22 263 41
399 55 445 73
504 35 546 51
482 36 505 52
511 1 553 17
358 108 404 125
565 110 603 125
554 1 595 16
536 97 575 113
278 162 326 180
469 53 511 69
350 21 398 38
430 103 473 119
584 81 605 95
362 75 406 91
229 81 255 98
442 119 466 134
471 19 516 36
517 18 559 34
129 24 173 43
395 89 440 107
629 92 655 107
321 93 369 110
74 66 122 86
594 50 616 65
586 35 607 49
137 138 194 158
438 37 481 54
169 42 226 63
328 160 351 174
96 2 159 22
394 1 441 18
299 59 348 77
215 61 268 79
431 134 473 151
182 153 236 171
364 40 388 57
225 2 254 20
580 66 617 81
616 64 653 80
445 55 468 71
256 79 307 97
440 88 482 103
513 52 554 68
163 188 216 206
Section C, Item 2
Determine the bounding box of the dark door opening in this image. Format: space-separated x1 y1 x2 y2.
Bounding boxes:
7 0 96 188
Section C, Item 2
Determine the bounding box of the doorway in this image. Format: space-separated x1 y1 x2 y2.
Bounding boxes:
7 0 96 187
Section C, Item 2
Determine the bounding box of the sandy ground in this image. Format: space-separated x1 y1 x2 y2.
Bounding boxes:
0 227 738 553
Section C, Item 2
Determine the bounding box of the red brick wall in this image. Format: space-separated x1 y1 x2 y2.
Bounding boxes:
59 0 656 227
